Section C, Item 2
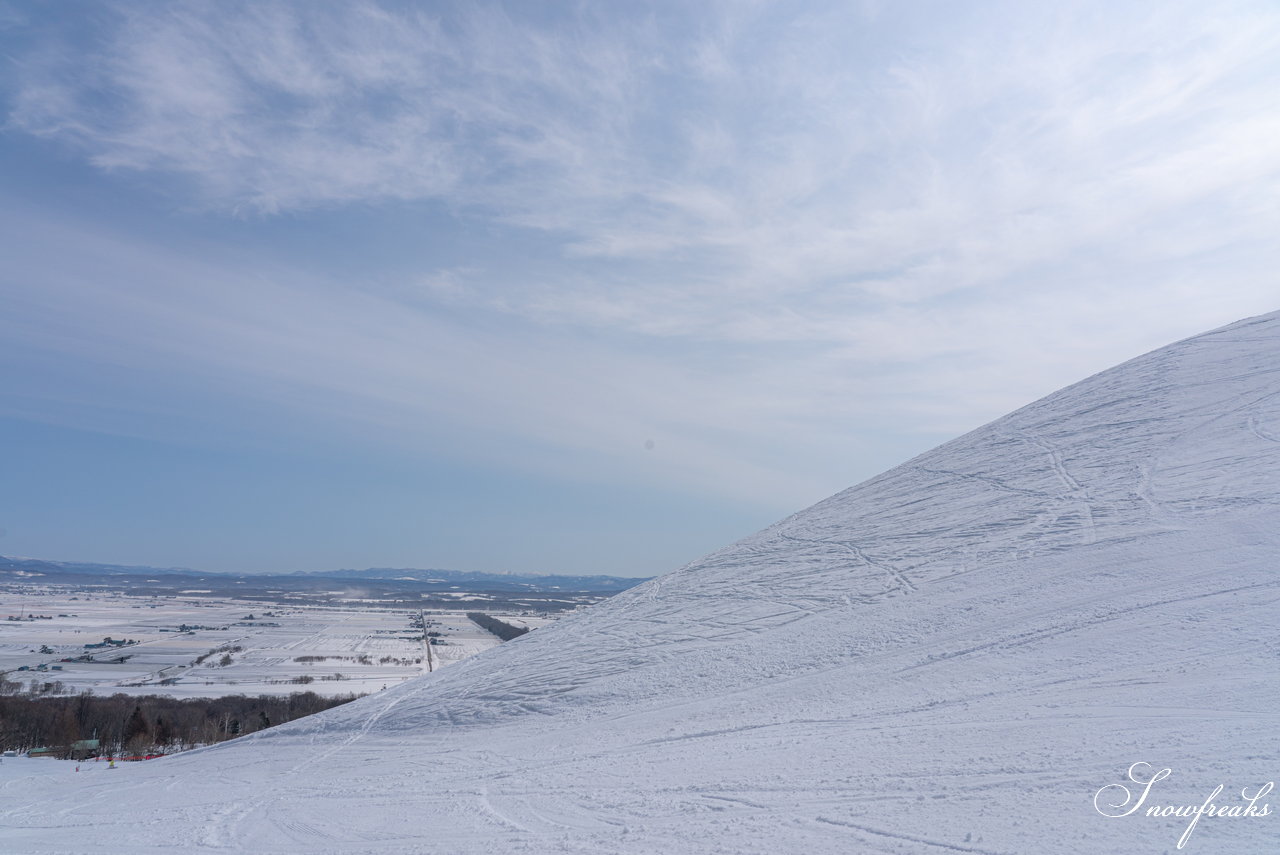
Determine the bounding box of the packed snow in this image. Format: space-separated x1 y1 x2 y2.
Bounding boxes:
2 311 1278 853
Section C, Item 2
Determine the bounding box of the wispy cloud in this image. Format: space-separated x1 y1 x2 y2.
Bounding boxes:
0 206 843 509
4 0 1280 513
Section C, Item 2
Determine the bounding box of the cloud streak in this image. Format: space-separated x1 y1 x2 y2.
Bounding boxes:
4 0 1280 515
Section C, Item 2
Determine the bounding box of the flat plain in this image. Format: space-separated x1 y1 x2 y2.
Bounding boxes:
0 587 557 698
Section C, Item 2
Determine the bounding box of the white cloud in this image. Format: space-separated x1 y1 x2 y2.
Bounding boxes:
0 208 843 510
4 0 1280 511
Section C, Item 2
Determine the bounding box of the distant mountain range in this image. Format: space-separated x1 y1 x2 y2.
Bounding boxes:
0 555 648 593
306 566 647 592
0 555 201 577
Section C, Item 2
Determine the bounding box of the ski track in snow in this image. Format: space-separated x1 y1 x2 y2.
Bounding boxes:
4 311 1280 854
814 815 1014 855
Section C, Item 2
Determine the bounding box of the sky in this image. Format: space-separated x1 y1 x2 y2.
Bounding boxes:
2 0 1279 577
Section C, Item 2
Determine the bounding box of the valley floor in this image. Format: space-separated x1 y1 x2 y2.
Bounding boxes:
0 589 556 698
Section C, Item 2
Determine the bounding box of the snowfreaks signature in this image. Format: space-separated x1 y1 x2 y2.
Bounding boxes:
1094 762 1273 849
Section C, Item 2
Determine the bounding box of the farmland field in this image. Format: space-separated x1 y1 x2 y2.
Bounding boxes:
0 588 557 698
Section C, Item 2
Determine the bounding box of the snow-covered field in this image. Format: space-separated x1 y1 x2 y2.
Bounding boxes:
0 594 513 697
2 311 1278 854
484 613 558 632
0 755 109 784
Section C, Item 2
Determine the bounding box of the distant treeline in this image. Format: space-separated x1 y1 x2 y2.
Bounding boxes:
466 612 530 641
0 688 360 758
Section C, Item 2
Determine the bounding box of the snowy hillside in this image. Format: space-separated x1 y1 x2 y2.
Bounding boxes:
3 312 1278 854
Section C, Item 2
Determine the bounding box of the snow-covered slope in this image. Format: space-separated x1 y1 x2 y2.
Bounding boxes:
5 312 1279 854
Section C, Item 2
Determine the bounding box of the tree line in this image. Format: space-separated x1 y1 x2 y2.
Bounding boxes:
466 612 530 641
0 687 360 758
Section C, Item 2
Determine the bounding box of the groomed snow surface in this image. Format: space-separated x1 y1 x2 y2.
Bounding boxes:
4 311 1279 853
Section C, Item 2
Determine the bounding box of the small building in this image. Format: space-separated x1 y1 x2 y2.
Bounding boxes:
71 739 100 760
84 636 131 649
27 739 100 760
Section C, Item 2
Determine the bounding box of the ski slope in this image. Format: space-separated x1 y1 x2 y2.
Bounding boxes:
3 312 1278 853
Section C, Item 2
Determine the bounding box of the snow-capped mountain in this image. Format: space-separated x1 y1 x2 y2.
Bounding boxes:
4 311 1278 854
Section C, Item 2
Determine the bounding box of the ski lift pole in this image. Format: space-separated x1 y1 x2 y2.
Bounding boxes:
420 610 433 673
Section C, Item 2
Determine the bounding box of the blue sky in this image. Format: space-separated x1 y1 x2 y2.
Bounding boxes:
2 0 1279 576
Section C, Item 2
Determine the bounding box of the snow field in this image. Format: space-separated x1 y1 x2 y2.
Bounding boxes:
0 594 506 698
